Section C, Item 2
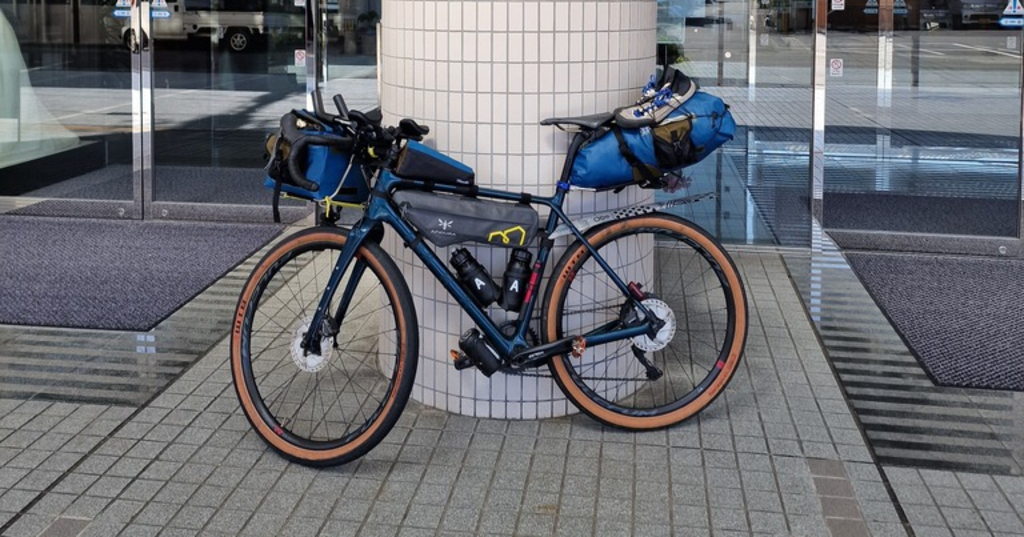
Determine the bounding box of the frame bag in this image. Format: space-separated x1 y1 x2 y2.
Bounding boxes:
393 190 539 248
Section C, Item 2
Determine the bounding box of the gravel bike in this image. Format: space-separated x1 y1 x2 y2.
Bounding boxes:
231 92 748 466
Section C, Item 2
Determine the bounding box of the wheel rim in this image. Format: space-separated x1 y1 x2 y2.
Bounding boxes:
556 227 737 415
230 32 247 51
239 240 401 451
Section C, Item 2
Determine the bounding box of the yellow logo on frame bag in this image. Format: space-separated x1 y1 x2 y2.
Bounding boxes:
488 226 528 246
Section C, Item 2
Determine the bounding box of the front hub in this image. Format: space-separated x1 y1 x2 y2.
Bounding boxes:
291 319 334 373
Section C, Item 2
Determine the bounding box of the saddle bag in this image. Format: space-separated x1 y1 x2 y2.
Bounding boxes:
570 69 736 191
393 190 539 248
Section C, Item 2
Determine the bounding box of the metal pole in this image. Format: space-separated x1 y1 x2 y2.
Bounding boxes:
810 0 827 224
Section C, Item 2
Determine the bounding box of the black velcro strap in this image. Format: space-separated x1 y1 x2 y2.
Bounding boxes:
519 193 533 205
370 189 388 199
612 126 659 187
405 234 425 249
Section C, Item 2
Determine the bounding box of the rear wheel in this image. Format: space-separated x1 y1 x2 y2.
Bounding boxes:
543 214 747 429
231 228 417 466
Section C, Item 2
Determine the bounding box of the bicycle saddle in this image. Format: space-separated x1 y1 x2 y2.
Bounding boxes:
540 112 614 131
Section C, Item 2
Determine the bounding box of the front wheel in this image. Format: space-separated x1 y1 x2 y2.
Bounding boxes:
543 214 747 430
231 227 417 466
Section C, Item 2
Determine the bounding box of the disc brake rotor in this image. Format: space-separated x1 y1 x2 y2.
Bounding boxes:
631 298 676 352
291 319 334 373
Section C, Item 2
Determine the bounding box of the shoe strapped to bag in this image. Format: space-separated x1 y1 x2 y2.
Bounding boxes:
570 67 736 192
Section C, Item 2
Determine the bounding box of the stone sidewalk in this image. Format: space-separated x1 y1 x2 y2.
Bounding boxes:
0 250 1021 537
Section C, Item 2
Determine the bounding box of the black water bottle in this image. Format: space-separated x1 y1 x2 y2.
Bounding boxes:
451 248 500 307
499 248 533 312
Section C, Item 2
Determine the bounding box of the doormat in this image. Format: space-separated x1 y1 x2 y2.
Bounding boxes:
845 252 1024 391
0 216 283 331
824 193 1018 238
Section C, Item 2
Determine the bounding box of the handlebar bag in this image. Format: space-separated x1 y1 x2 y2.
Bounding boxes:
263 111 366 204
393 190 539 248
570 90 736 191
392 141 475 186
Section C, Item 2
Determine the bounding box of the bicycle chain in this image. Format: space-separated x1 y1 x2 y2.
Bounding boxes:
496 310 650 383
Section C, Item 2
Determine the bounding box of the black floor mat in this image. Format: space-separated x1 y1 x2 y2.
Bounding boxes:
846 252 1024 391
824 193 1018 237
0 216 283 331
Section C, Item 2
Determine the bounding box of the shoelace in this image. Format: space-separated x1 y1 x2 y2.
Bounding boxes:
632 87 675 118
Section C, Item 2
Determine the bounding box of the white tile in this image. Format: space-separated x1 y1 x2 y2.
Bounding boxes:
539 1 554 32
464 62 477 93
523 64 539 94
508 125 523 154
449 1 461 30
492 33 507 63
508 33 522 63
453 61 469 92
464 33 476 62
555 32 569 62
583 1 597 29
493 62 508 93
583 62 596 92
508 94 524 123
582 32 596 62
448 32 461 62
524 32 539 63
463 91 477 123
571 2 584 31
539 63 555 92
509 63 524 94
463 0 476 30
423 1 435 30
540 33 555 62
493 1 508 31
523 1 538 31
569 63 583 94
462 123 477 153
436 2 449 30
413 30 424 60
597 2 610 31
478 2 492 31
569 33 583 63
448 91 463 122
478 31 492 62
492 124 508 154
555 2 569 32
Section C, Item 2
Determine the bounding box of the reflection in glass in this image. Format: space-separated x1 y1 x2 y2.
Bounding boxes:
657 0 815 246
0 0 133 214
823 1 1022 239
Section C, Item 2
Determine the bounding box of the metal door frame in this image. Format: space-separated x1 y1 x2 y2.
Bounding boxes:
133 0 317 223
811 0 1024 257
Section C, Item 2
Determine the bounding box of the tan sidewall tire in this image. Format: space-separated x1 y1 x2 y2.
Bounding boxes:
544 215 747 430
230 229 415 464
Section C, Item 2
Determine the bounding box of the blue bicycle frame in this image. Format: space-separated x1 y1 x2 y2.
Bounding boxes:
302 155 659 365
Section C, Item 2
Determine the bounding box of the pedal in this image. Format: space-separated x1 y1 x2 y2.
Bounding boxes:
571 336 586 359
451 350 474 371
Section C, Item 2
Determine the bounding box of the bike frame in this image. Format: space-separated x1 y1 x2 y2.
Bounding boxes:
303 137 659 363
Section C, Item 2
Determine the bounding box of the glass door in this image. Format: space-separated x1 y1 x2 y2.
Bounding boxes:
0 0 138 218
821 0 1022 247
146 0 310 222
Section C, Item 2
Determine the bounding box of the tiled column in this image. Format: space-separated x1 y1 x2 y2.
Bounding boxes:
378 0 656 418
